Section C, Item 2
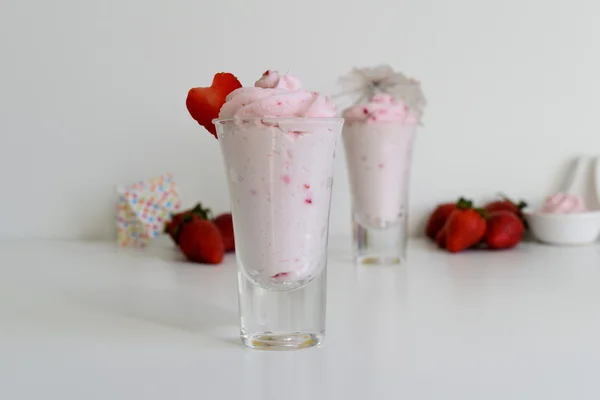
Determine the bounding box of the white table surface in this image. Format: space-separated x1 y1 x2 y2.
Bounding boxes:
1 236 599 399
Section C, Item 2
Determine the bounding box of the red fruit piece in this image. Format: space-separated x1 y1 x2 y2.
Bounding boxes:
165 203 213 245
485 200 522 215
425 202 457 240
445 198 487 253
186 72 242 139
484 194 528 227
484 210 525 250
435 227 447 249
213 213 235 252
178 216 224 264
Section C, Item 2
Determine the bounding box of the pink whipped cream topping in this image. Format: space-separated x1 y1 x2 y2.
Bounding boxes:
540 193 588 213
343 93 419 125
219 70 337 119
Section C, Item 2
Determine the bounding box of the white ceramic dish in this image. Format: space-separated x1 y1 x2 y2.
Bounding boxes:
524 155 600 246
523 208 600 245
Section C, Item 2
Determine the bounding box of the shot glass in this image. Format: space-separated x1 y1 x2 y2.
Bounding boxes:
343 121 417 265
214 117 343 350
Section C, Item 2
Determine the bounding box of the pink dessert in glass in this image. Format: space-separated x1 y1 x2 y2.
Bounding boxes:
340 67 426 265
215 70 342 289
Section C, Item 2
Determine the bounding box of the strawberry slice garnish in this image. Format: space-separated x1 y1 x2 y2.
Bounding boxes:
186 72 242 139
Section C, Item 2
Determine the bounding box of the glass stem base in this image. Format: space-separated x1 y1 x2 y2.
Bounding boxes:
352 215 407 265
238 269 326 351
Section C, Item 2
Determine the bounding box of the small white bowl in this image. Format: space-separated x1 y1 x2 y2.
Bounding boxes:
523 208 600 245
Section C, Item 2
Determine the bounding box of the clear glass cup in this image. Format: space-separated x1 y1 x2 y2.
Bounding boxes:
343 121 417 265
214 117 344 350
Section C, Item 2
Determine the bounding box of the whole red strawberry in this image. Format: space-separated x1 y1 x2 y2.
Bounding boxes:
186 72 242 139
484 210 525 250
444 198 487 253
213 213 235 252
165 203 213 245
178 216 224 264
484 194 528 227
425 202 457 240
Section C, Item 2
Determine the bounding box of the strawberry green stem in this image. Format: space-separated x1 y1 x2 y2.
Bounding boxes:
474 208 488 219
456 197 473 210
190 202 214 220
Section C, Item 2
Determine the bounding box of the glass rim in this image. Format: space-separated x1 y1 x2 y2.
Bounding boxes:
213 117 344 125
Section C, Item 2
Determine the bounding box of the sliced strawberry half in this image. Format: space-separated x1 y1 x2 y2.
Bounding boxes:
186 72 242 139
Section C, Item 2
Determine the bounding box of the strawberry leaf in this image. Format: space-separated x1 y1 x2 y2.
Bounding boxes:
456 197 473 210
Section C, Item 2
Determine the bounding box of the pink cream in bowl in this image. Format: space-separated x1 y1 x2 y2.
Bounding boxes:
540 193 588 214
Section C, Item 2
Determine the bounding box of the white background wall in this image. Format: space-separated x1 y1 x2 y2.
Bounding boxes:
1 0 598 240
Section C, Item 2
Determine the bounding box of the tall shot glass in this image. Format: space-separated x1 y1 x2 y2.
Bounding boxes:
343 121 417 265
214 117 344 350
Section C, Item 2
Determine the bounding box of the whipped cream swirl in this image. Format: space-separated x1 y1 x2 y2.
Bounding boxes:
219 70 337 119
342 93 419 125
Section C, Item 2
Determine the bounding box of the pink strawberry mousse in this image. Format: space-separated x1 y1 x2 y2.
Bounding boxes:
540 193 588 213
343 94 419 228
343 93 419 124
215 71 341 289
219 70 336 119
